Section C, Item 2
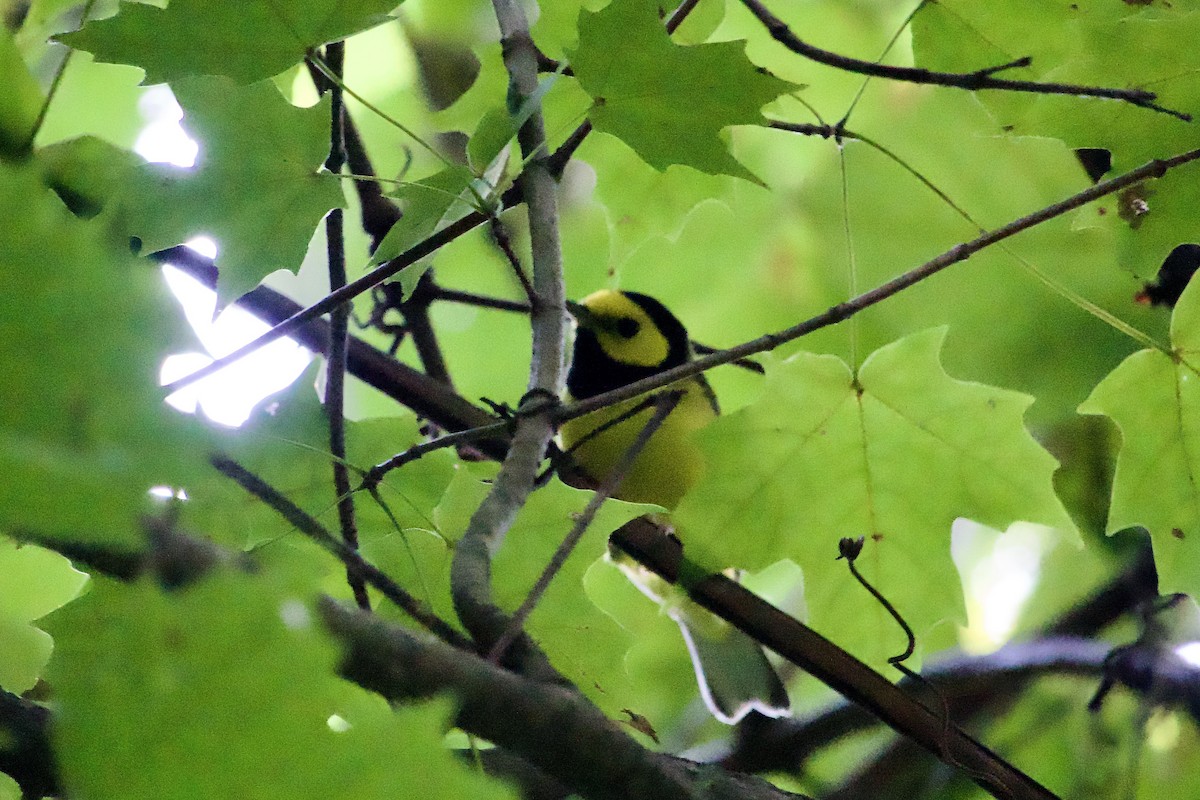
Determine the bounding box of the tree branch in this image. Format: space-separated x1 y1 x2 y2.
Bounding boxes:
320 41 370 611
151 247 503 446
303 57 402 250
725 636 1110 775
739 0 1191 120
612 518 1060 800
724 544 1159 778
150 145 1198 799
157 0 706 397
449 0 568 658
319 597 811 800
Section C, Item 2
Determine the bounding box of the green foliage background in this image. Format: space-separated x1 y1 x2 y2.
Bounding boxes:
3 0 1200 797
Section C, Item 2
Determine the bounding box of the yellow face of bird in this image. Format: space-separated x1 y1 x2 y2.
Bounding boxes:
566 289 693 402
573 289 670 369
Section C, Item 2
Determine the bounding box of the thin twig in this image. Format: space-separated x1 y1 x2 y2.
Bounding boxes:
361 419 512 490
321 41 370 611
303 57 402 250
210 454 469 648
837 0 934 126
772 118 1168 356
487 391 683 663
404 271 456 386
557 148 1200 424
740 0 1190 120
433 286 532 313
489 214 538 307
837 538 915 668
837 536 958 776
690 342 765 374
767 119 853 141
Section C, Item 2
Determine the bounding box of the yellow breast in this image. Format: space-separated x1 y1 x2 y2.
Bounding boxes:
560 379 716 509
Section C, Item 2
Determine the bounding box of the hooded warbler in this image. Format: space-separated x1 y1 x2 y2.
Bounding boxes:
563 289 790 724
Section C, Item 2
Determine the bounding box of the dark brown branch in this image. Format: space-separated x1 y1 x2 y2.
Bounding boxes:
320 41 370 611
157 207 491 395
727 637 1110 776
613 519 1059 800
724 545 1157 787
433 285 531 313
403 271 456 386
740 0 1191 120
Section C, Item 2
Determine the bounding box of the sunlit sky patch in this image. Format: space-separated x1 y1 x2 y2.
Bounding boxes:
137 86 313 427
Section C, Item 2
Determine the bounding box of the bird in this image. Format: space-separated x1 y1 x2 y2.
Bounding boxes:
561 289 790 724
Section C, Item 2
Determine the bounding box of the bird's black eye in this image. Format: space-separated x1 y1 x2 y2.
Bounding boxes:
616 317 640 338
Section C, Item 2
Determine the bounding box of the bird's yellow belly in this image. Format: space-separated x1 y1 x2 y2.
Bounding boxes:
560 386 715 509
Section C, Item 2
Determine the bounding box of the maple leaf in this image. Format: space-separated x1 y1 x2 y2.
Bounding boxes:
58 0 398 84
1080 277 1200 596
675 329 1078 661
566 0 795 182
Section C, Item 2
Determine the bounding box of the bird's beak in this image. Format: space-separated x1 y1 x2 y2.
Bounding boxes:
566 300 600 331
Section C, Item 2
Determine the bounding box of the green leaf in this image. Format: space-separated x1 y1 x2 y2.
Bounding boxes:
0 26 44 158
112 77 343 305
39 135 145 218
33 53 148 150
675 329 1078 661
0 159 209 547
57 0 400 85
1079 277 1200 595
566 0 795 181
0 539 89 692
368 165 476 294
45 571 515 800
